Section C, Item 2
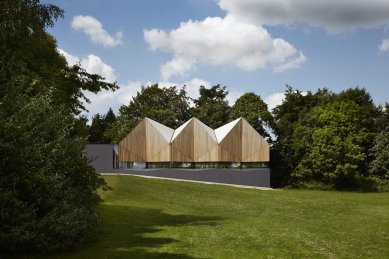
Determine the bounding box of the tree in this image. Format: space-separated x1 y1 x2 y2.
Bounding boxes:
107 84 191 142
292 101 370 189
0 0 116 253
270 86 381 189
192 85 231 129
73 115 89 138
231 92 274 139
88 108 117 143
88 113 105 143
369 104 389 189
270 86 333 187
369 131 389 181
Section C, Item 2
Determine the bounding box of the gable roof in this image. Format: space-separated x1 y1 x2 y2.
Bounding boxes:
214 118 241 143
145 117 174 142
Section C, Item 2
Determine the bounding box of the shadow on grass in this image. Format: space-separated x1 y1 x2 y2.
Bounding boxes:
77 204 223 258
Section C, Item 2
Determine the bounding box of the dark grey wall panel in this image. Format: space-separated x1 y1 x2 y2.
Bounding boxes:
86 144 116 172
108 168 271 188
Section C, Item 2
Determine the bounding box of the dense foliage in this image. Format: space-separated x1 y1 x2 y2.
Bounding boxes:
192 85 231 129
231 92 274 140
88 108 117 143
0 0 116 253
270 87 387 190
106 84 192 143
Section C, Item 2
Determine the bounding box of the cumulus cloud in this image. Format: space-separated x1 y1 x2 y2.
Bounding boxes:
144 15 305 80
273 52 307 73
264 90 308 111
71 15 123 47
264 92 285 111
218 0 389 33
379 39 389 52
58 48 117 83
82 81 141 119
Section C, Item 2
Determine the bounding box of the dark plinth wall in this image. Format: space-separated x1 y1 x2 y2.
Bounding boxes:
86 144 118 173
114 168 271 188
86 144 270 188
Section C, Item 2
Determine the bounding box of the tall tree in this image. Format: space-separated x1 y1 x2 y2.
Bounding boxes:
270 86 332 187
88 108 117 143
193 85 231 129
369 104 389 188
107 84 191 142
231 92 274 139
292 101 370 189
88 113 105 143
0 0 116 253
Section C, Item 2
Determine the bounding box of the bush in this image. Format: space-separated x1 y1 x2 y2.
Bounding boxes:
0 95 108 253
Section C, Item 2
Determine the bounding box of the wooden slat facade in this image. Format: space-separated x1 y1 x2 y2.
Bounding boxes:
193 119 218 162
218 119 242 161
119 118 174 162
118 117 269 163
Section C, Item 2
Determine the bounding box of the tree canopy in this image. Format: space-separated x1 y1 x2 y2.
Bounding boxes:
192 85 231 129
0 0 116 253
231 92 274 140
270 86 387 190
106 84 191 142
88 108 117 144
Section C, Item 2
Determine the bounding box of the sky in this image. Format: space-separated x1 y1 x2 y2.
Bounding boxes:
42 0 389 120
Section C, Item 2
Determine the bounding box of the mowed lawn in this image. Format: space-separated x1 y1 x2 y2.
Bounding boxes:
58 175 388 258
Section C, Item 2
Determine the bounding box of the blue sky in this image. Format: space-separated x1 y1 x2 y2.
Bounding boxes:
42 0 389 119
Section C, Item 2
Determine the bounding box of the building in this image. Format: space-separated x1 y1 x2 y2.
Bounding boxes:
118 117 269 168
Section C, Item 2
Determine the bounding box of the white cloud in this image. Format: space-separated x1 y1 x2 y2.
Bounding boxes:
264 90 308 112
71 15 123 47
144 15 305 80
226 89 243 106
58 49 79 64
82 81 141 120
181 78 211 100
161 57 194 80
264 92 285 111
218 0 389 33
80 55 117 83
379 39 389 52
273 52 307 73
58 49 117 83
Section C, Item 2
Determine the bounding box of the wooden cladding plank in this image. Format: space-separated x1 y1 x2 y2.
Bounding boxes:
146 119 172 162
119 117 270 163
241 118 270 162
171 119 194 161
218 119 242 161
118 119 147 162
193 119 218 162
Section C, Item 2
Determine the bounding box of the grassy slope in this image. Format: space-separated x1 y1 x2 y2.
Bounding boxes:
59 175 388 258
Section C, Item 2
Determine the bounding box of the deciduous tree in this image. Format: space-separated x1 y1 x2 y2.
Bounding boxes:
107 84 191 142
231 92 274 139
0 0 116 253
192 85 231 129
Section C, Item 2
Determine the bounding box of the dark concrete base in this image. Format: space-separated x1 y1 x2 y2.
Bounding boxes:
105 168 271 188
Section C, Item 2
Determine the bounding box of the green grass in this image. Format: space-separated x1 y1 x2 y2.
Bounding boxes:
57 175 388 258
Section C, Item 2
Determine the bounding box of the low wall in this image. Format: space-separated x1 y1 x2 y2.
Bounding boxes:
105 168 271 188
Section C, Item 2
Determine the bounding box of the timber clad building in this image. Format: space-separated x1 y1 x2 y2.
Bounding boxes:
118 117 269 168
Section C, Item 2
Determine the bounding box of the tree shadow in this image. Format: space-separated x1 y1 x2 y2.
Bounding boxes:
71 204 223 258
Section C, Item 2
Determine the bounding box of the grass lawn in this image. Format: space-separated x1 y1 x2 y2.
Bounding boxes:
56 175 388 258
